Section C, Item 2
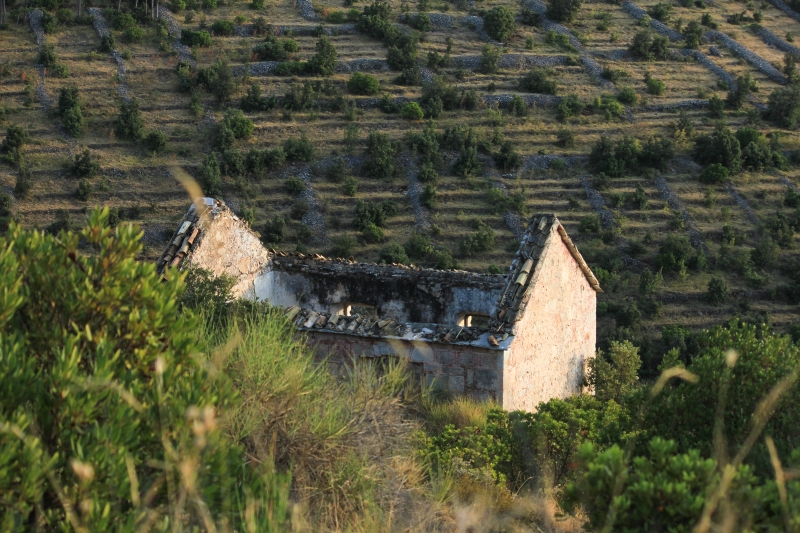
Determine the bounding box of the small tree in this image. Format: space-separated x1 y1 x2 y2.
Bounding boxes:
114 98 144 140
480 45 501 74
347 72 380 95
699 163 729 184
401 101 425 120
198 153 222 196
483 6 515 41
547 0 582 23
144 130 168 153
378 243 409 264
705 276 730 306
70 148 100 178
308 36 338 76
587 340 641 402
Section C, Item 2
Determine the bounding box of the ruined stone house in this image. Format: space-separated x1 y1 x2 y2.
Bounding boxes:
158 198 601 412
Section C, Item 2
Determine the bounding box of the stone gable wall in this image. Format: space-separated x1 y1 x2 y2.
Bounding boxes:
305 330 505 401
501 229 596 412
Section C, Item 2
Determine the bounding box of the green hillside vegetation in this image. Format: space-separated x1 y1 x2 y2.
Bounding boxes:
1 210 800 530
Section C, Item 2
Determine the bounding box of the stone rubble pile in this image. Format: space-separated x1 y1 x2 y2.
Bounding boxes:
754 26 800 56
295 0 318 21
88 8 130 101
703 30 787 84
580 175 616 230
765 0 800 23
726 182 760 225
294 166 328 246
654 175 708 253
157 7 196 67
622 1 684 41
400 153 432 231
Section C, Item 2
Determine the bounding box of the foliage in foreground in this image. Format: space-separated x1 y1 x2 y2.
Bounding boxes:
0 210 289 531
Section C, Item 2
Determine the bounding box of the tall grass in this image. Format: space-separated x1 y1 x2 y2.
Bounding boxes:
198 308 450 531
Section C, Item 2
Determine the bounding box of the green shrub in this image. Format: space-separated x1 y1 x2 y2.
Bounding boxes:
0 124 29 163
556 94 583 121
198 153 222 196
693 126 742 171
378 243 409 264
70 148 100 178
362 131 397 178
404 232 434 259
545 30 577 52
708 94 725 118
211 19 235 35
616 86 638 105
330 234 357 257
547 0 582 22
699 162 728 184
240 84 278 111
630 30 669 60
684 20 703 48
111 12 136 30
557 128 575 148
480 44 501 74
519 67 557 94
285 176 306 195
114 98 144 140
290 200 309 220
245 147 286 177
459 221 495 256
409 12 431 31
0 210 289 530
493 141 521 171
221 108 254 140
647 2 671 21
362 222 385 243
14 167 33 198
656 232 695 272
75 177 92 200
726 72 758 110
401 101 425 120
418 161 438 183
61 105 83 137
252 36 298 61
638 267 663 296
705 276 730 305
353 199 398 229
123 24 144 42
180 28 212 46
144 129 167 153
420 183 437 208
452 146 480 178
41 11 57 33
483 6 515 41
579 214 601 233
589 340 641 403
284 133 315 161
645 73 665 95
347 72 380 95
307 35 338 76
262 215 286 244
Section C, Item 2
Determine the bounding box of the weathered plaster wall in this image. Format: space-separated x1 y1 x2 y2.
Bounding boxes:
184 210 270 298
305 330 505 400
501 229 596 412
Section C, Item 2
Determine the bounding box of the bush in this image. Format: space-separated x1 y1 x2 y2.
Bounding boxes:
483 6 515 41
57 85 80 116
766 83 800 129
70 148 100 178
727 73 757 110
307 36 338 76
401 101 425 120
630 30 669 60
409 12 431 31
547 0 582 22
353 199 398 229
0 124 29 163
285 176 305 195
699 162 729 184
684 20 703 48
519 67 557 94
0 210 289 530
330 234 357 257
62 105 83 137
111 12 136 30
180 28 212 46
588 340 641 403
616 86 638 105
647 2 671 21
557 128 575 148
705 276 730 305
645 74 665 95
639 136 675 171
240 84 278 112
114 98 144 140
693 126 742 172
211 19 235 35
363 131 397 178
123 24 144 42
290 200 309 220
556 93 583 121
284 133 315 161
252 36 298 61
579 214 601 233
144 129 167 153
262 215 286 244
459 221 495 256
708 94 725 118
362 222 385 243
480 45 501 74
378 243 409 264
221 108 254 140
656 233 695 272
493 141 521 171
452 146 480 177
198 153 222 196
14 167 33 198
75 177 92 200
347 72 380 95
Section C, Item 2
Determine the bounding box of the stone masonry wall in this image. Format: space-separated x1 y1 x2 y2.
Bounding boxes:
184 209 270 298
305 330 505 401
502 228 596 411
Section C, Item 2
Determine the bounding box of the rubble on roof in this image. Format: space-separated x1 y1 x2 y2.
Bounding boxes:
283 305 512 349
156 198 223 274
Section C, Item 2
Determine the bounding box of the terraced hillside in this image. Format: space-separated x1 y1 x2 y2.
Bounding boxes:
2 0 800 373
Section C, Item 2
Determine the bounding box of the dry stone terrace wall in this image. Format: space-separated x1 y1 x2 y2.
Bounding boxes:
88 8 130 102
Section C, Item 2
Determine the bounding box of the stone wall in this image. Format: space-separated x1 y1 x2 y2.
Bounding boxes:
501 225 596 411
305 330 505 401
254 260 505 325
